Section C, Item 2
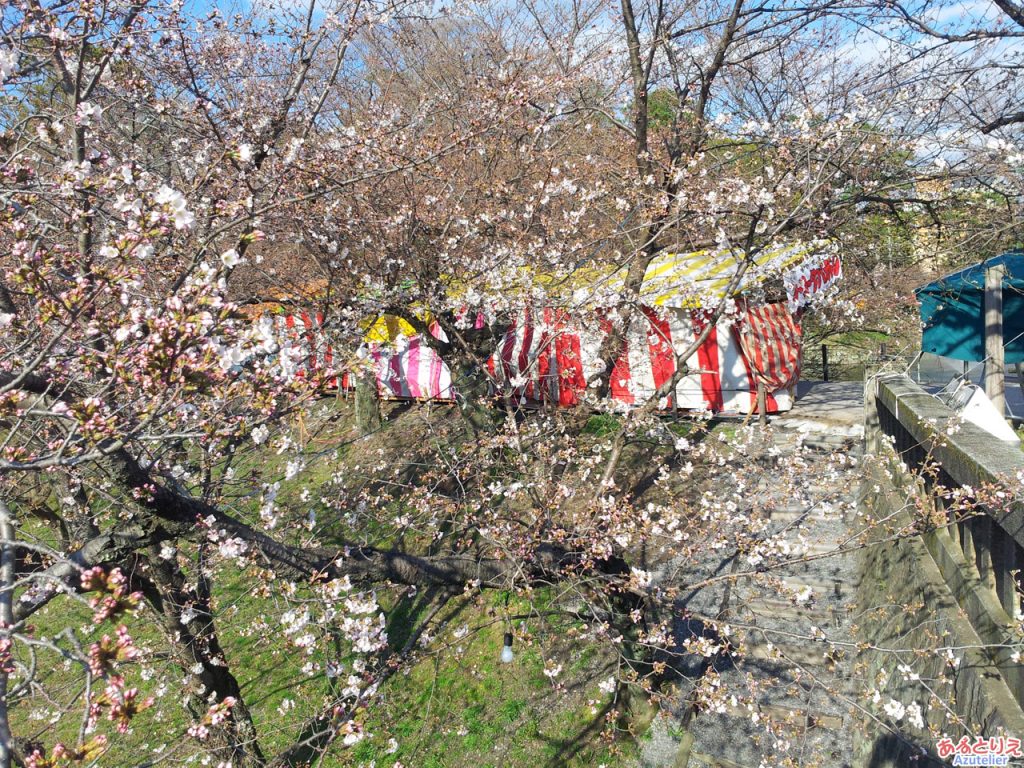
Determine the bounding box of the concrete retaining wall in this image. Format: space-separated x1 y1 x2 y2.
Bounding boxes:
855 374 1024 766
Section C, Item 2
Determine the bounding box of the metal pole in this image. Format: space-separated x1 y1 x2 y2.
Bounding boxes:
0 500 15 768
985 263 1006 415
822 344 829 382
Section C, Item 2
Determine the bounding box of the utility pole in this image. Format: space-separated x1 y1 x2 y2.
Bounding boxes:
985 263 1006 415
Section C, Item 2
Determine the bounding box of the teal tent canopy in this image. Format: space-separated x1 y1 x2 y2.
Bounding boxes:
916 252 1024 363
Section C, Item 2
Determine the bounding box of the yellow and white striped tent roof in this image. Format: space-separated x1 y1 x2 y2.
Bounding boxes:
629 242 813 308
365 242 825 341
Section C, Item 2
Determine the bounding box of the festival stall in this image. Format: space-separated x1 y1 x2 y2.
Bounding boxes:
480 245 840 413
916 251 1024 364
270 310 348 390
271 244 841 414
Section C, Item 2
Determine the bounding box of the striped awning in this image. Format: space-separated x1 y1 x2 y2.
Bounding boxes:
636 243 819 308
361 241 835 345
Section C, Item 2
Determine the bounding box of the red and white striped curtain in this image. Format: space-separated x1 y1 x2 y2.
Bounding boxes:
275 312 347 389
270 304 802 414
731 302 802 393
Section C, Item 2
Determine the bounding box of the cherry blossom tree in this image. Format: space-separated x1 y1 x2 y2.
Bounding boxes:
834 0 1024 262
0 0 990 766
0 0 484 763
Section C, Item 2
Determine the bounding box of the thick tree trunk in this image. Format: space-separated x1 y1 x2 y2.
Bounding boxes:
452 359 500 434
143 551 266 768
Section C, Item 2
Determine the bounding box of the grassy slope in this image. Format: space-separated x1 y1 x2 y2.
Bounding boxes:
10 399 644 767
346 598 636 768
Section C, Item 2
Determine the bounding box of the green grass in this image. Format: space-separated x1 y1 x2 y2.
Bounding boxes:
583 414 620 437
9 399 640 768
344 604 636 768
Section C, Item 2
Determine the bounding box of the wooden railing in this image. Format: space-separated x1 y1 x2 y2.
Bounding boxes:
867 373 1024 707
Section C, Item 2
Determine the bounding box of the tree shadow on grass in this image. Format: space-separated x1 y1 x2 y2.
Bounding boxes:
533 683 652 768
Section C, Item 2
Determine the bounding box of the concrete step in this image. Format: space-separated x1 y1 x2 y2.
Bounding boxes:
753 703 845 732
738 606 848 636
803 437 864 454
747 596 851 622
767 504 850 524
740 634 848 669
733 573 855 599
742 532 853 558
692 697 847 737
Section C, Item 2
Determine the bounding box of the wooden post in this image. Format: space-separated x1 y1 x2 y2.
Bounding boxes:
757 381 768 427
975 517 996 591
985 263 1006 415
